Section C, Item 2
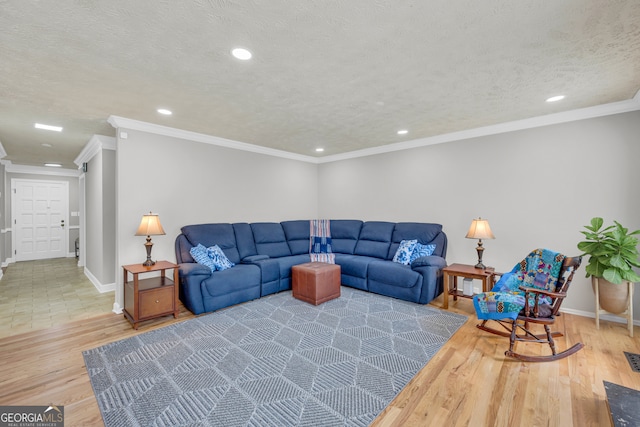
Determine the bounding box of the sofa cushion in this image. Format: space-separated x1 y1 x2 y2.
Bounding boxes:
275 254 313 279
251 223 292 258
181 223 241 264
206 245 235 271
368 260 422 288
387 222 443 259
330 220 363 254
368 261 424 303
354 221 395 259
335 254 377 279
410 243 436 262
281 220 311 255
190 244 217 272
201 264 261 297
393 240 418 265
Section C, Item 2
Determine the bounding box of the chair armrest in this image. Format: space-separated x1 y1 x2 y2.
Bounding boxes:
518 285 565 317
518 285 566 299
178 262 212 277
411 255 446 269
491 271 505 284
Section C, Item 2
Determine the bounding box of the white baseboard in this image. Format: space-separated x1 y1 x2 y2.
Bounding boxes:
83 267 116 293
561 307 640 327
112 302 123 314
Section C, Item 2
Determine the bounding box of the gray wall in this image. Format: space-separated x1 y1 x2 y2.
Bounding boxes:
318 110 640 318
85 149 116 285
114 129 319 309
106 110 639 321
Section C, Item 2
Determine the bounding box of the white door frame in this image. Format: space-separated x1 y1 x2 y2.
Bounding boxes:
11 178 70 261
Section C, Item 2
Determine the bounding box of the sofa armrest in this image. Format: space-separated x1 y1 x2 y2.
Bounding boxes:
179 262 212 277
411 255 446 269
242 255 270 263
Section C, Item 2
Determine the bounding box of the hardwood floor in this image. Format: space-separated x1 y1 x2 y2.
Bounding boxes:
0 295 637 426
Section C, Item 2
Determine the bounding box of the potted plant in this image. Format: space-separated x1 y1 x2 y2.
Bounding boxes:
577 217 640 313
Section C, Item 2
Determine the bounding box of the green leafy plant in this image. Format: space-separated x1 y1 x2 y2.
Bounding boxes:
577 217 640 284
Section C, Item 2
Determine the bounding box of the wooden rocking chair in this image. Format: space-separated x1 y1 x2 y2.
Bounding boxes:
477 255 583 362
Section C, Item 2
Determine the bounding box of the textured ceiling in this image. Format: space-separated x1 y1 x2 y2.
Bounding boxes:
1 0 639 168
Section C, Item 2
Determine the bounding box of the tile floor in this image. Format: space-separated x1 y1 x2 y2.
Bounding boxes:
0 258 114 338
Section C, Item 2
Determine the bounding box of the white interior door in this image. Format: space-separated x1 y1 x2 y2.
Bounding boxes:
12 179 69 261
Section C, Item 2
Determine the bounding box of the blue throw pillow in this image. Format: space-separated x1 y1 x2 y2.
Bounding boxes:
206 245 235 271
393 239 418 265
190 244 217 272
410 243 436 262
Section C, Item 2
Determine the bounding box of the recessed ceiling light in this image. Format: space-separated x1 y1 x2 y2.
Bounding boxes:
44 163 62 168
231 48 252 60
42 143 52 148
546 95 565 103
397 130 408 135
157 108 172 115
35 123 63 132
315 148 324 152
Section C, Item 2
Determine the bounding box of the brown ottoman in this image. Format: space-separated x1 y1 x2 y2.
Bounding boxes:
291 262 341 305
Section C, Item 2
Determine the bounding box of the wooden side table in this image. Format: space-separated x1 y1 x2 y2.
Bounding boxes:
123 261 179 329
442 263 495 309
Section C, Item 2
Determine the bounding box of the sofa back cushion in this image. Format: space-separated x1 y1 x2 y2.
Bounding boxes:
233 223 258 259
180 223 241 264
330 220 363 254
387 222 445 259
251 223 292 258
429 232 447 258
281 220 311 255
354 221 395 259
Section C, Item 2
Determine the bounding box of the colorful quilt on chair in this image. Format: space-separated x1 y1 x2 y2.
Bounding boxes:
310 219 335 263
473 248 565 320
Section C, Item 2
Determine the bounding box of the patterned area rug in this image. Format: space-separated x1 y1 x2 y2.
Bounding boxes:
83 287 467 426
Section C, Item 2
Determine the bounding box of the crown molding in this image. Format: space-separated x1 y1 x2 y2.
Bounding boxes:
0 160 81 177
317 94 640 163
74 134 116 168
107 116 317 163
108 93 640 165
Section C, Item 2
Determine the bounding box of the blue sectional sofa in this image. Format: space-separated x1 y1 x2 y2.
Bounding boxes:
175 220 447 315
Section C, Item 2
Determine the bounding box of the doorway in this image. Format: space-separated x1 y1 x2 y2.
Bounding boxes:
11 179 69 261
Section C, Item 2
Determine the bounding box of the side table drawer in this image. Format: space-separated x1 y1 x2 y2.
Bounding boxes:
140 286 174 318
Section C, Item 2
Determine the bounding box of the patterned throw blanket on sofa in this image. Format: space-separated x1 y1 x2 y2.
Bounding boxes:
310 219 335 263
473 248 565 320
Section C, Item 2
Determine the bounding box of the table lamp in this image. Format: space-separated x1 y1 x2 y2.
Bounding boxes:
135 212 166 266
465 217 495 269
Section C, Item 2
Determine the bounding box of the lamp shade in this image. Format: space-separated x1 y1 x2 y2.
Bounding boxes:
135 213 166 236
465 218 495 240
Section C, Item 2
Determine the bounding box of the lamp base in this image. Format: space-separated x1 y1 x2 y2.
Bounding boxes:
474 240 486 270
142 237 156 267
